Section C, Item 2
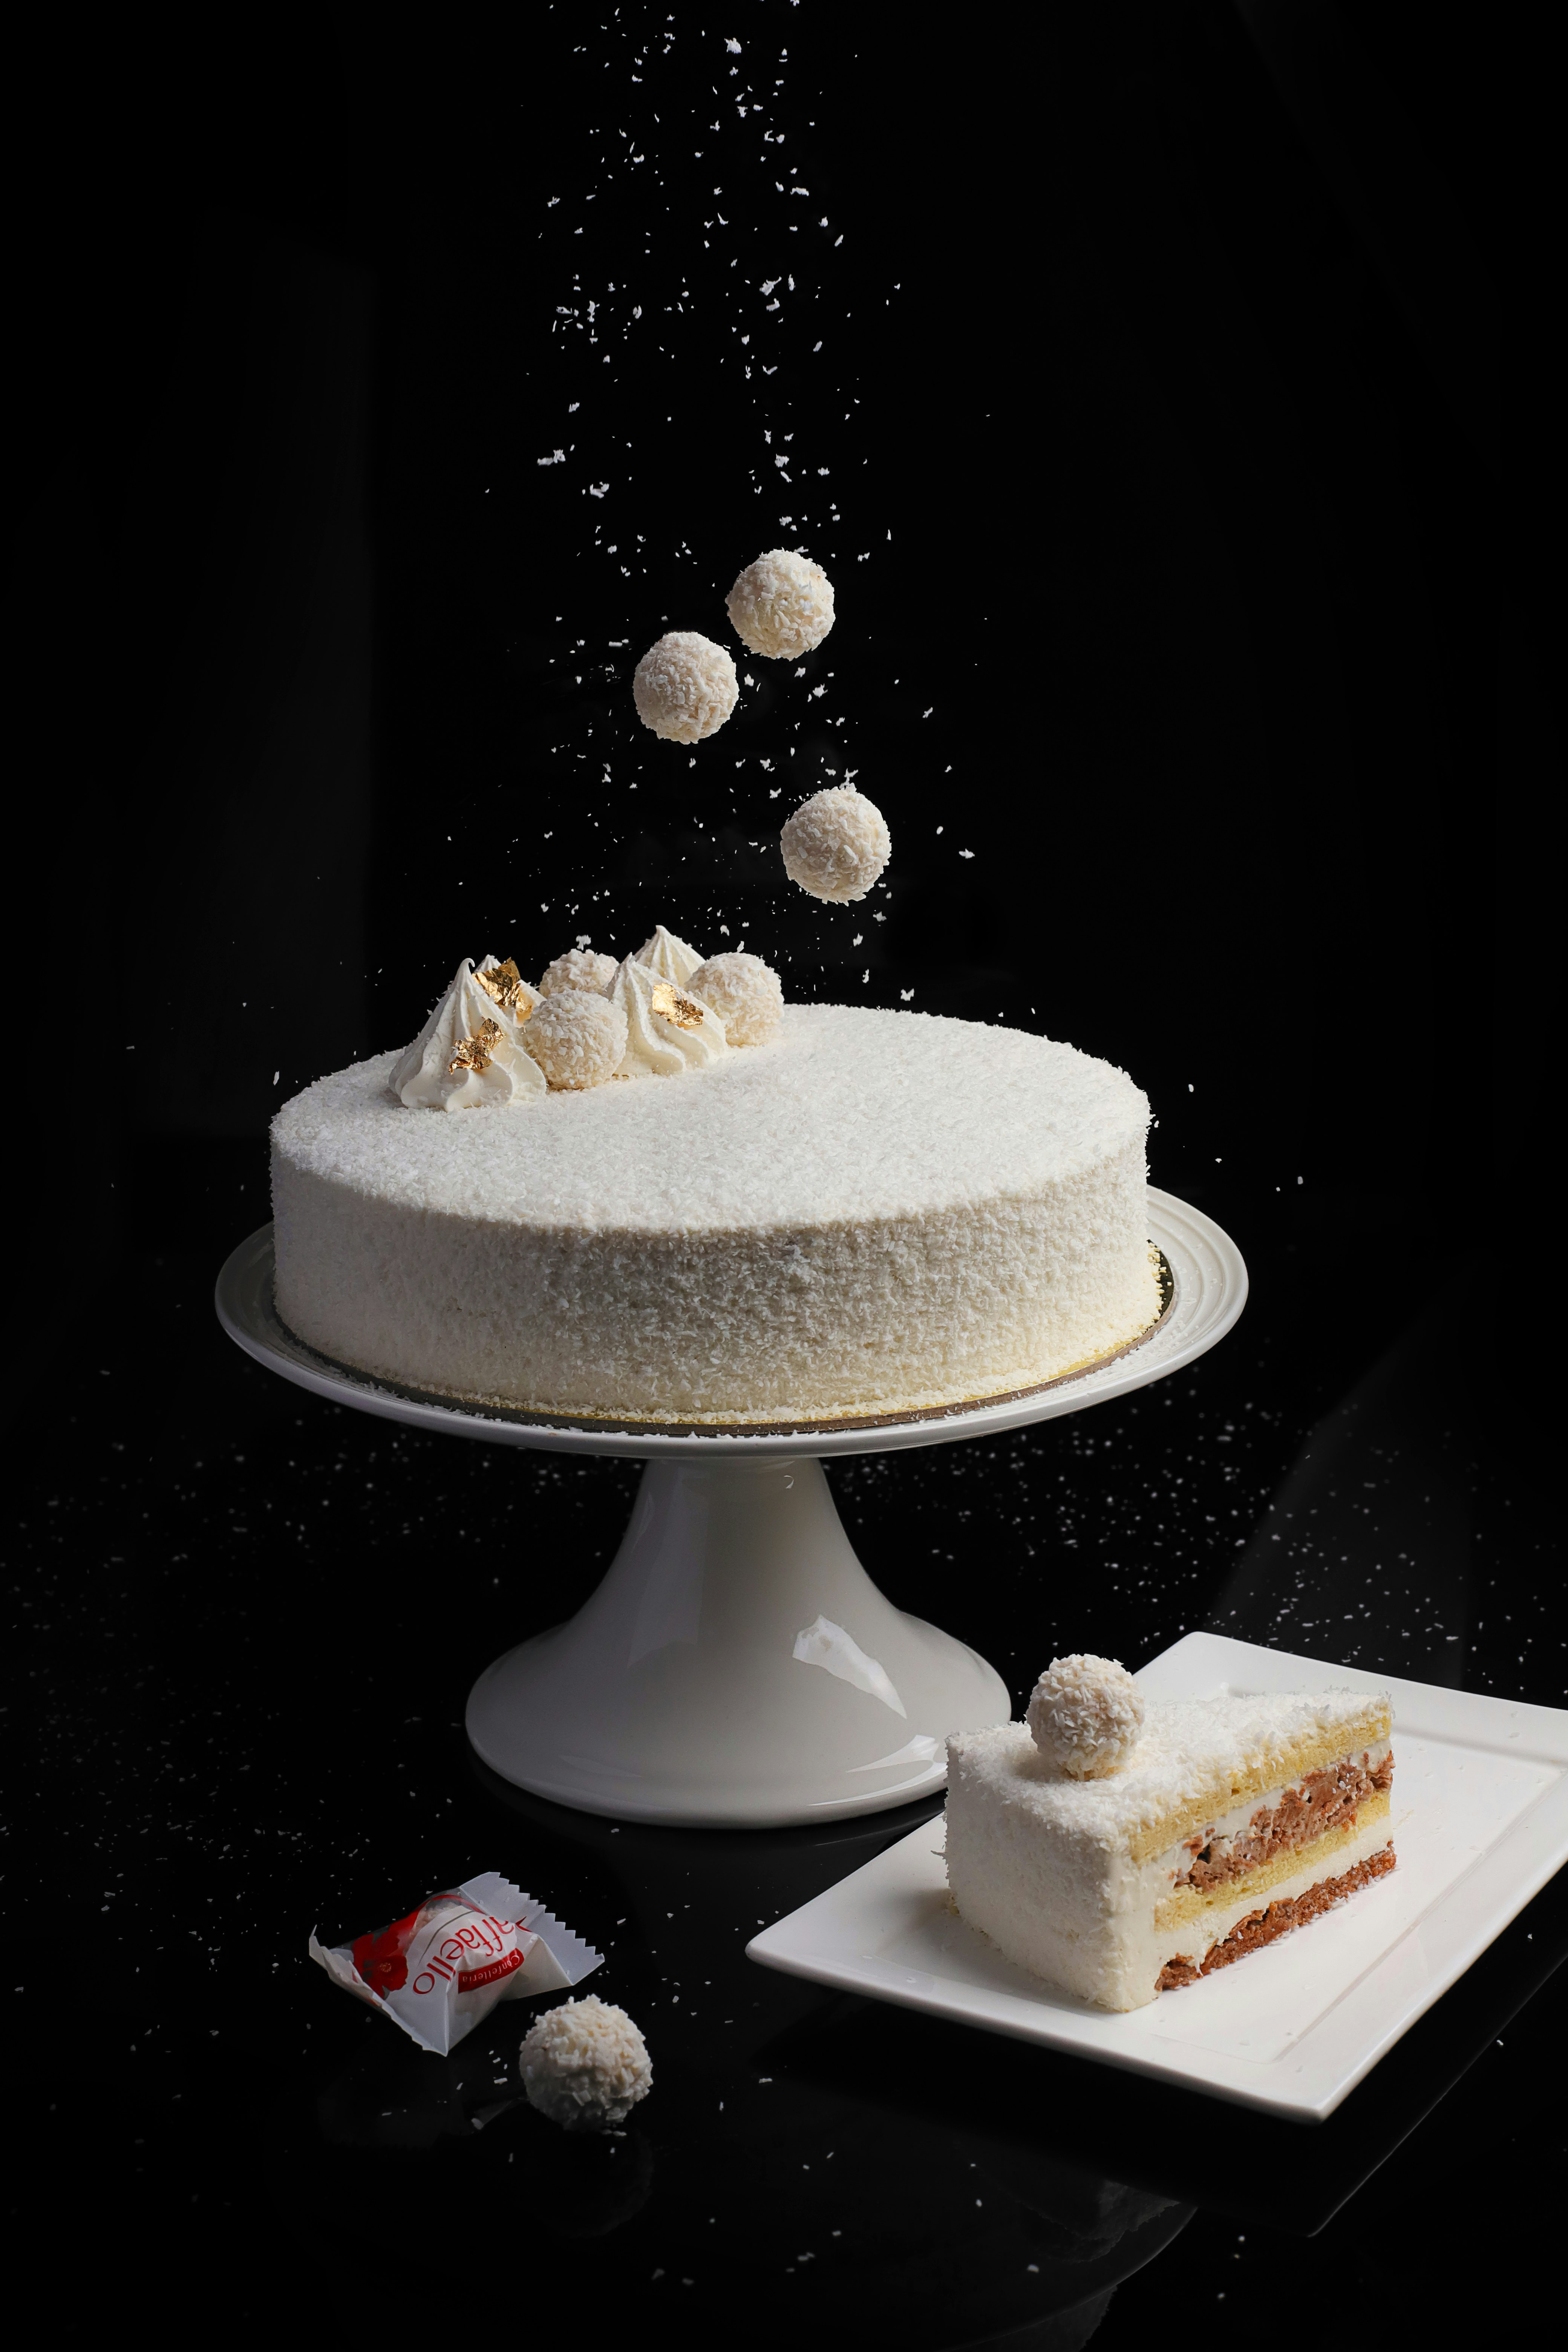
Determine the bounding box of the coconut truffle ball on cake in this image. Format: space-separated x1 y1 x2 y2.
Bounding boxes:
1027 1654 1145 1779
780 783 891 903
726 547 835 660
525 989 628 1090
687 951 784 1046
520 1996 652 2132
539 947 617 998
632 631 738 743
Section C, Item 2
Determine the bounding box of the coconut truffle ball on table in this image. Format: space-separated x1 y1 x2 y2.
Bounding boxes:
539 946 617 998
520 1996 652 2132
687 951 784 1046
1027 1654 1146 1778
780 783 891 903
525 989 628 1090
726 547 835 660
632 631 738 743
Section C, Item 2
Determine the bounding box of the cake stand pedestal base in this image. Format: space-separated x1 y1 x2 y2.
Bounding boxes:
216 1191 1246 1828
466 1455 1006 1827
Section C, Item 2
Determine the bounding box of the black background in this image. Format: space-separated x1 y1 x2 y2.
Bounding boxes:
5 2 1562 2344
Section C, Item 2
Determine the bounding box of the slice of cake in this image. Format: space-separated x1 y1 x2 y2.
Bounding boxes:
945 1655 1394 2011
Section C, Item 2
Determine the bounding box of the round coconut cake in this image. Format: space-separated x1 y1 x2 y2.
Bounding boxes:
270 1004 1157 1424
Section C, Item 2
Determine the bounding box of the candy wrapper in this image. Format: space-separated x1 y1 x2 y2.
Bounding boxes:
309 1871 602 2056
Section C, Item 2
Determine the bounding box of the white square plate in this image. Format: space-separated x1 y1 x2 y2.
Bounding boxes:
746 1632 1568 2119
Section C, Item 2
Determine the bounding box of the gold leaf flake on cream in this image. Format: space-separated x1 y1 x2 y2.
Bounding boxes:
651 981 706 1031
449 1017 504 1074
474 958 531 1018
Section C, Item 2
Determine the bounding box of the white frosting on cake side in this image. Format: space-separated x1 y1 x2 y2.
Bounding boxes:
945 1691 1394 2011
272 1004 1157 1423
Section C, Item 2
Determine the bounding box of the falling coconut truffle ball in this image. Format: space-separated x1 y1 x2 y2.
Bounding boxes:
632 630 738 744
687 951 784 1046
525 989 628 1090
520 1996 652 2132
1027 1654 1146 1779
779 783 891 903
538 946 617 998
726 547 835 660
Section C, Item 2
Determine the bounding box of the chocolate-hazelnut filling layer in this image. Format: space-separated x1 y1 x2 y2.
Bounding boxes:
1156 1844 1395 1991
1174 1749 1394 1893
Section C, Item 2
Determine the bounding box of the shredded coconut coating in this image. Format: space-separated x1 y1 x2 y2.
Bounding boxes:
726 547 835 660
1027 1655 1146 1778
539 948 617 999
632 630 738 743
519 1995 651 2132
687 951 784 1046
271 1006 1158 1424
780 783 891 903
523 989 628 1090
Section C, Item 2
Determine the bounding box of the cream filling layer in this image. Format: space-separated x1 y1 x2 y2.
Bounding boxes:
1153 1788 1392 1939
1145 1738 1392 1917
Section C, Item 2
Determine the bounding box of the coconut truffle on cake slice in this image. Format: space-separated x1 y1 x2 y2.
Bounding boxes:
946 1660 1395 2011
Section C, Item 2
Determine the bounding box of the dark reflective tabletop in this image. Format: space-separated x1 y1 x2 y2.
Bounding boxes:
8 1161 1561 2347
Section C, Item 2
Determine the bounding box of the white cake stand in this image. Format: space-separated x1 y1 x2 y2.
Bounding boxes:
215 1187 1245 1827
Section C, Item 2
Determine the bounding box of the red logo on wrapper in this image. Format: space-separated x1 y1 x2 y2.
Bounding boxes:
352 1905 423 2000
458 1947 525 1993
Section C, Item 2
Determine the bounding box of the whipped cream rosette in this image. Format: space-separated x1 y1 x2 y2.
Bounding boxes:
389 957 545 1112
309 1871 601 2055
632 923 706 987
611 953 730 1078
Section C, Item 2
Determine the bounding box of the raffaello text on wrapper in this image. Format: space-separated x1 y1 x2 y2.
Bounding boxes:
309 1871 602 2056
